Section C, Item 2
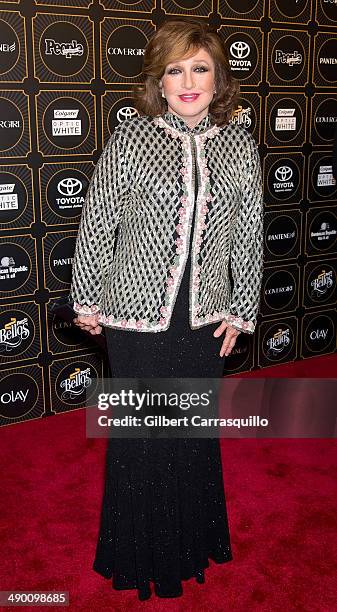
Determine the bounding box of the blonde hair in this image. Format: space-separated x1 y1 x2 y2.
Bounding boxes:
132 18 240 127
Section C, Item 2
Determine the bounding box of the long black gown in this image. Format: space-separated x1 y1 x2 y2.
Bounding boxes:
92 155 233 600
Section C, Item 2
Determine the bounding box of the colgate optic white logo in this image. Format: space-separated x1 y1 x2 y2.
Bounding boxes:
0 183 18 210
52 109 81 137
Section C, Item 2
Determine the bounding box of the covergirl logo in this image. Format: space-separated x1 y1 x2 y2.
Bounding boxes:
264 270 296 310
0 98 23 152
313 98 337 141
105 26 147 78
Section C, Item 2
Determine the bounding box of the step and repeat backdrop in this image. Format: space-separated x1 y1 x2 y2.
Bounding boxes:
0 0 336 425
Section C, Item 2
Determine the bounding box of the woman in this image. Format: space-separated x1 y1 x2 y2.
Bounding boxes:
70 18 264 600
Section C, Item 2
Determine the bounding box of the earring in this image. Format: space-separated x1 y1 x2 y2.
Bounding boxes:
161 91 165 98
214 89 217 94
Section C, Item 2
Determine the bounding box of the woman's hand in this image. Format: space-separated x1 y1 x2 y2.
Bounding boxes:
213 320 241 357
73 313 102 335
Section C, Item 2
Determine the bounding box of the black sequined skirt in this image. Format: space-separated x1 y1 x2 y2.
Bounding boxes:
92 247 233 600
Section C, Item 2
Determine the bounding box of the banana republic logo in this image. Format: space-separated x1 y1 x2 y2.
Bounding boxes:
60 366 92 400
0 256 28 279
44 39 84 58
0 316 30 353
311 222 336 240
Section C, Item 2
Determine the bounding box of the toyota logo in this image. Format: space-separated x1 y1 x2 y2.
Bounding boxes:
275 166 293 181
230 41 250 59
116 107 139 122
57 177 82 196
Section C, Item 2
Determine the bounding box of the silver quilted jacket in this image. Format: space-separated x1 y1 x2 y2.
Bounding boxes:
69 110 264 334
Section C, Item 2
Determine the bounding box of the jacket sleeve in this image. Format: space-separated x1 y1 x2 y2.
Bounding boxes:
69 127 130 316
225 132 264 334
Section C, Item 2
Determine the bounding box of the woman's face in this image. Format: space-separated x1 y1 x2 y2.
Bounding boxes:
159 47 216 128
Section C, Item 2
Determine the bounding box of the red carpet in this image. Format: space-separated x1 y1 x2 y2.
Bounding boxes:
1 354 336 611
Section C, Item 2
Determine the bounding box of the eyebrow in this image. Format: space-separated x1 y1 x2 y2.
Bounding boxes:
167 59 210 67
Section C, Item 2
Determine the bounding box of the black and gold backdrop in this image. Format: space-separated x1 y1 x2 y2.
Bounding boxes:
0 0 336 425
